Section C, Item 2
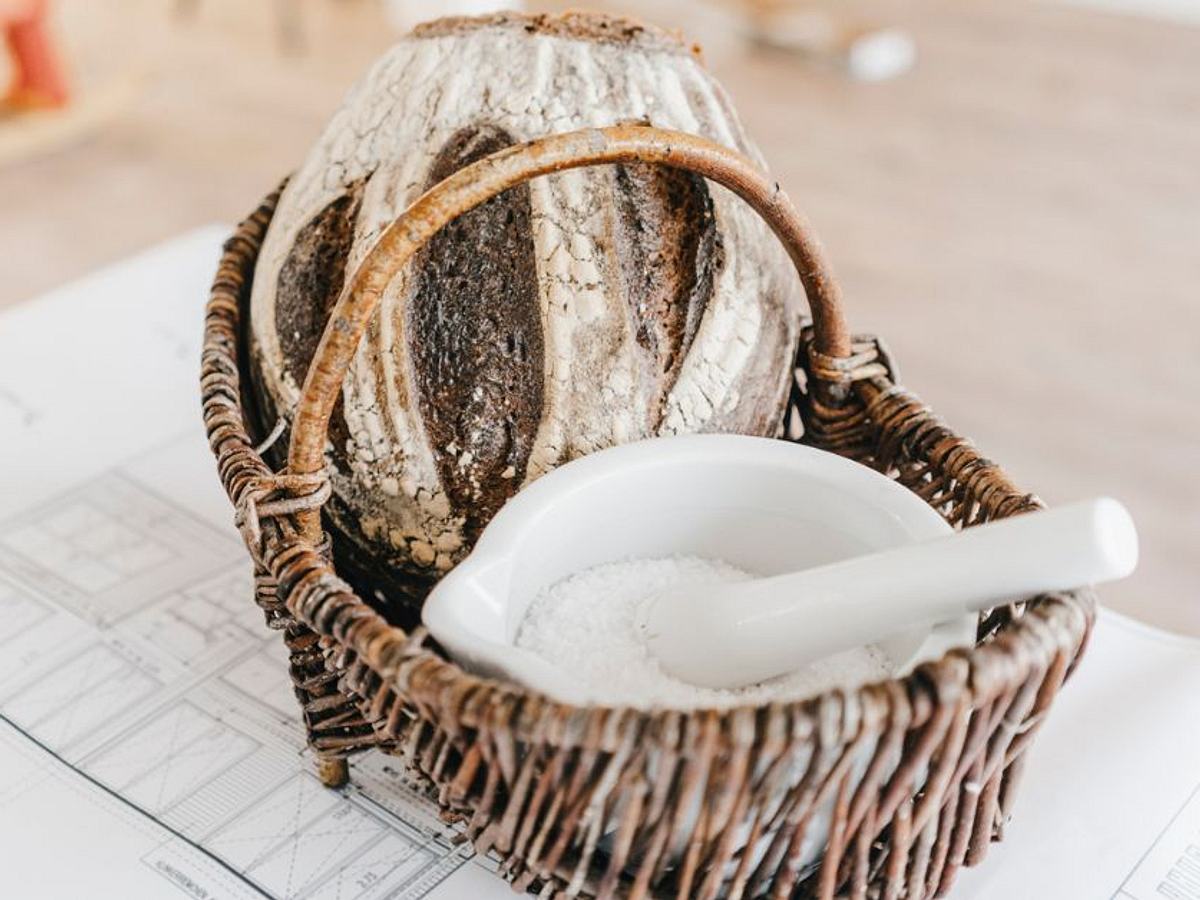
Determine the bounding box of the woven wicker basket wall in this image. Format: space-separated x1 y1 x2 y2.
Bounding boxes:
201 126 1094 900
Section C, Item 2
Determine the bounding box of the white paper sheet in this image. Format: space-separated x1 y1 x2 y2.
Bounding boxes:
0 228 509 900
0 229 1197 899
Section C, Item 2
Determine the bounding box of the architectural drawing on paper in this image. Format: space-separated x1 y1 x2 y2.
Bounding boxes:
0 449 478 899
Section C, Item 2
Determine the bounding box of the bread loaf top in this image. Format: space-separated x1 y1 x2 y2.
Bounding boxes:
412 10 701 58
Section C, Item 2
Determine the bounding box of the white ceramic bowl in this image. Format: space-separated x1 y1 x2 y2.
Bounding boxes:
423 434 976 705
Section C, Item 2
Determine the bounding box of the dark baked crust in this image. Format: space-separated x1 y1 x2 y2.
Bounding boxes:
408 125 544 546
411 10 703 60
271 178 367 479
274 179 367 397
612 161 723 426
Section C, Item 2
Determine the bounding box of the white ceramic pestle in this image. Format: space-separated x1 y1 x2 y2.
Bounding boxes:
638 498 1137 690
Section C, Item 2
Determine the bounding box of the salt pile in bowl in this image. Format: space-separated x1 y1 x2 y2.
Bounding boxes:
515 555 894 709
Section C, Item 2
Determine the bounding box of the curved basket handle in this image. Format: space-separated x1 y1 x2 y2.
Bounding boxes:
288 124 851 537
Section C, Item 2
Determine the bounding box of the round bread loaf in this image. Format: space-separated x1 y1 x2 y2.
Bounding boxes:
248 11 803 616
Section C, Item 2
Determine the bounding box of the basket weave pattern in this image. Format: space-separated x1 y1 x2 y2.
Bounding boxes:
203 165 1094 898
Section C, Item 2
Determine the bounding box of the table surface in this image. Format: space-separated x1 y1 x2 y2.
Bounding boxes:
1 0 1196 634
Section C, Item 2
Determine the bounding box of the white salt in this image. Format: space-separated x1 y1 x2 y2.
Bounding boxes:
515 555 894 709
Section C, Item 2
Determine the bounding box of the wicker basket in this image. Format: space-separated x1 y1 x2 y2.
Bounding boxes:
201 125 1095 899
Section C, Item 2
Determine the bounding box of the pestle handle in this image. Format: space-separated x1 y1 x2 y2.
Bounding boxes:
641 498 1137 690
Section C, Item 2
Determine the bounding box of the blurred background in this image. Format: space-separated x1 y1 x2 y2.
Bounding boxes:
1 0 1196 634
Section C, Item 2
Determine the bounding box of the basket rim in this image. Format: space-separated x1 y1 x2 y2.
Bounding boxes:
202 183 1096 756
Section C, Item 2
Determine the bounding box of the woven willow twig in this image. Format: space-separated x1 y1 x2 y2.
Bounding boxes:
202 139 1094 899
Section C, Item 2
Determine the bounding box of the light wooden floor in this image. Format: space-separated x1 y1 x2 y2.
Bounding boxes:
2 0 1196 634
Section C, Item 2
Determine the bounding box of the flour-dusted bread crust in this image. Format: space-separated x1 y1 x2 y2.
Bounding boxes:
249 11 802 606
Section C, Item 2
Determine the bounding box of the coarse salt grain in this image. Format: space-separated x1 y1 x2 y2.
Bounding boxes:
515 555 894 709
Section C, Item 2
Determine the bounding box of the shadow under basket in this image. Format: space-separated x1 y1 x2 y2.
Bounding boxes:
201 125 1095 900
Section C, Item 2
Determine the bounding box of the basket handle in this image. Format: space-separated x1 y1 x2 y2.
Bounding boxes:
288 124 851 538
